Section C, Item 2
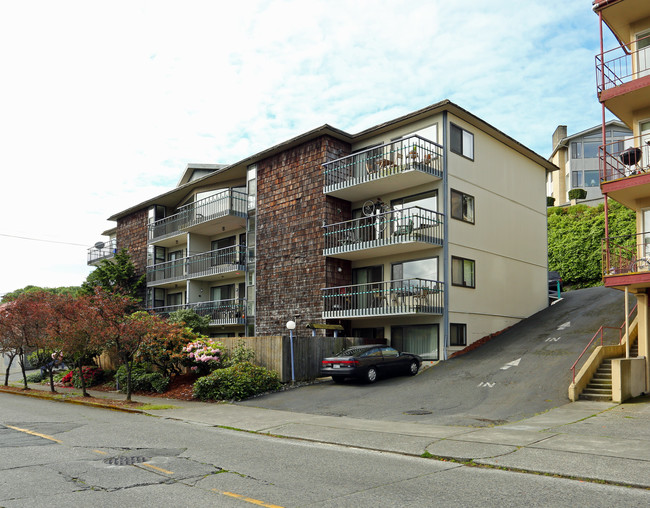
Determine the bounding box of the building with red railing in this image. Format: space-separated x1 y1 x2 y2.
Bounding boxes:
89 101 556 362
589 0 650 400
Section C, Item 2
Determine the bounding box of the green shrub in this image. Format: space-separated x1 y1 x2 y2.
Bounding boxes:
568 188 587 200
546 196 555 207
25 372 44 383
193 362 281 401
115 364 170 394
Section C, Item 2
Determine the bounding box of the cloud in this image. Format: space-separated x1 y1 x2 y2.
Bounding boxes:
0 0 611 294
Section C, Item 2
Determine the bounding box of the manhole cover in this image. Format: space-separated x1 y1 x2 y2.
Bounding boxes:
104 456 148 466
403 410 432 415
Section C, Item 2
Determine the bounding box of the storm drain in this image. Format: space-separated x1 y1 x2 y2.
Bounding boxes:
403 410 432 415
103 456 148 466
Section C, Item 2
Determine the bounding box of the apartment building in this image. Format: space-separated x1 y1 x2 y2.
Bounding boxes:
88 100 556 361
547 121 631 206
589 0 650 399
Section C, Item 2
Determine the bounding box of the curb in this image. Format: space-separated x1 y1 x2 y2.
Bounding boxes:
0 386 145 414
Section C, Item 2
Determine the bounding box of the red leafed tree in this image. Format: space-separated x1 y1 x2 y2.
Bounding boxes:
91 290 165 401
46 292 107 397
0 292 52 389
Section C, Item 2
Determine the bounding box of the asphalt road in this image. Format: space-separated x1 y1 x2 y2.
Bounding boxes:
239 287 630 426
3 394 650 507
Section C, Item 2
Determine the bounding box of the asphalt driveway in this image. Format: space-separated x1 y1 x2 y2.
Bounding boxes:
238 287 630 426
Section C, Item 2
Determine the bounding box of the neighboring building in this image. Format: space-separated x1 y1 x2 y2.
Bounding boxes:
587 0 650 400
89 100 557 361
547 121 632 206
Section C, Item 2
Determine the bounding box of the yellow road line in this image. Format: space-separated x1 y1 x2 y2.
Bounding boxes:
93 450 108 455
212 489 284 508
5 425 62 443
141 463 174 475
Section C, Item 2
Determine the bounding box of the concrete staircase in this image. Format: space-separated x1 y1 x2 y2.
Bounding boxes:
579 339 638 401
580 359 613 401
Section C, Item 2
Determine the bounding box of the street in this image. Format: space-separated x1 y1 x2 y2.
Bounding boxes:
2 394 649 507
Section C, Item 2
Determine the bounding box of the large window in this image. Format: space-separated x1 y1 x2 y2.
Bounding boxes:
451 256 475 288
391 324 439 359
450 323 467 346
450 189 475 224
392 257 438 281
450 123 474 160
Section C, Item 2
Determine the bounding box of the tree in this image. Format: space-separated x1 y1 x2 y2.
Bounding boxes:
46 293 106 397
167 308 210 335
82 248 145 301
1 285 81 303
0 292 52 389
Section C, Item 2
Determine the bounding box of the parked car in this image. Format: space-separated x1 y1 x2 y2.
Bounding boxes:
548 270 563 292
321 344 421 384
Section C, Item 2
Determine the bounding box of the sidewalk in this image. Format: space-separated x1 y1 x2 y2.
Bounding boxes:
3 366 650 489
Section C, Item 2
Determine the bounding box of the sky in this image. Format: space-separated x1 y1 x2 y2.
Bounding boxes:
0 0 617 297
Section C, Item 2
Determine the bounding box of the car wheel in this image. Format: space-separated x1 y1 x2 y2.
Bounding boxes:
366 366 378 384
332 376 346 384
408 360 419 376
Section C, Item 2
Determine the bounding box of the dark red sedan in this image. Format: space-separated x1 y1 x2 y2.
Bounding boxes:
321 344 421 384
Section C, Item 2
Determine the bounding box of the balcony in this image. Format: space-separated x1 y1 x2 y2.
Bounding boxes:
602 232 650 290
147 245 246 286
323 135 443 201
599 134 650 208
148 189 248 245
323 206 443 260
87 239 117 265
596 33 650 125
322 278 443 319
152 299 246 326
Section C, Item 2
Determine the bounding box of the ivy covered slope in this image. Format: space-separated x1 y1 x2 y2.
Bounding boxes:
547 201 636 288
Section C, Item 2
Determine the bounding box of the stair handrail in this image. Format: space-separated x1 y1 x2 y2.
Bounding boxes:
570 303 638 384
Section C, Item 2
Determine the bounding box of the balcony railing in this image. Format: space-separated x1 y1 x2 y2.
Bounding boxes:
323 135 443 193
152 298 246 325
148 188 248 242
322 278 443 319
599 133 650 183
602 232 650 278
596 33 650 94
147 245 246 284
87 239 117 264
323 206 443 256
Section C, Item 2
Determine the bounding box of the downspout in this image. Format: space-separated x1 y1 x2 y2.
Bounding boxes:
442 112 449 361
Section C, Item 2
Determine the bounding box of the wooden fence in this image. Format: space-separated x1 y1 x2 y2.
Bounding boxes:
97 336 370 383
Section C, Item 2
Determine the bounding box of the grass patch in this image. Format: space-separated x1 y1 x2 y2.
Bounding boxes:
140 404 178 410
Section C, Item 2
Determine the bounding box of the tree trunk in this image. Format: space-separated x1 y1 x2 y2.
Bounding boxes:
125 361 133 402
4 354 15 386
48 368 56 392
78 364 89 397
18 349 28 390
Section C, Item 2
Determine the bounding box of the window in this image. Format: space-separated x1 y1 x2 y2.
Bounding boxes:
450 189 475 224
570 142 581 159
450 123 474 160
392 257 438 281
571 171 583 187
584 171 599 187
451 256 475 288
450 324 467 346
391 324 439 359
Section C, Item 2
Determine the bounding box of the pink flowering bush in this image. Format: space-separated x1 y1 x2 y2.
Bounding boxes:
183 338 223 375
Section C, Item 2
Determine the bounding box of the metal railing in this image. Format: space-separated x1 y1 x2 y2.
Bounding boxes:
148 188 248 242
599 133 650 183
596 33 650 94
570 304 637 384
87 238 117 264
322 278 443 318
323 135 443 191
147 245 246 284
323 206 444 253
602 232 650 278
152 298 246 325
